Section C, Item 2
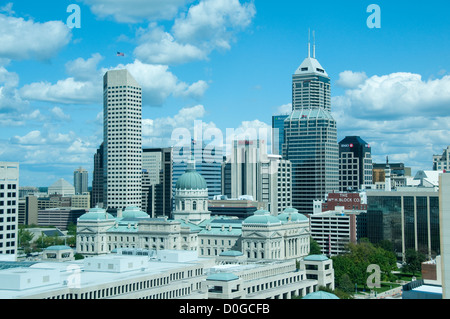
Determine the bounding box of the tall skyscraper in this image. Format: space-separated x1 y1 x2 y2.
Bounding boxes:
0 162 19 257
338 136 373 191
103 69 142 210
142 147 173 218
283 33 339 214
91 143 104 208
74 167 88 194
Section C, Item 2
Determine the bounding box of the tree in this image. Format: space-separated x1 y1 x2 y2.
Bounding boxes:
332 240 398 290
18 227 35 253
402 249 427 276
309 237 322 255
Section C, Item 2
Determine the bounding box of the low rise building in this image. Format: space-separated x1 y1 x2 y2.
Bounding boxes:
0 249 334 300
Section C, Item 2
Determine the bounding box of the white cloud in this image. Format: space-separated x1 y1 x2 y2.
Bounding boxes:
335 72 450 120
0 13 71 61
0 66 25 113
50 106 71 121
65 53 104 81
111 60 209 105
333 71 450 173
10 130 46 145
134 0 256 65
172 0 256 48
275 103 292 114
134 25 207 65
142 104 216 147
0 3 15 15
80 0 193 23
20 56 208 106
20 77 102 105
20 54 104 105
335 70 368 89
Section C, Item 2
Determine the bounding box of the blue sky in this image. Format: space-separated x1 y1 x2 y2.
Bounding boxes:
1 0 449 187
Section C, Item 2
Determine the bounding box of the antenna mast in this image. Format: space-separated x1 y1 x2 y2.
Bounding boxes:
308 28 311 58
313 30 316 58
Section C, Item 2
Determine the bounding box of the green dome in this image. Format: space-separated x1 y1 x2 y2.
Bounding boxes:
121 206 149 219
175 169 207 190
277 207 309 222
243 209 281 225
79 207 115 221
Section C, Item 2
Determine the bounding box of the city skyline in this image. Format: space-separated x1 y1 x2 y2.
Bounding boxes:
1 0 450 187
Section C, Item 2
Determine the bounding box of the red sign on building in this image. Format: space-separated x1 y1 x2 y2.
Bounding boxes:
322 192 367 211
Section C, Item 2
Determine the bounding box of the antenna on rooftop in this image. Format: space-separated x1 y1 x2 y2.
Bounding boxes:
308 28 311 58
313 30 316 58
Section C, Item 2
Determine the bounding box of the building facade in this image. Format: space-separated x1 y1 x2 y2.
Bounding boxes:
91 143 104 208
271 114 289 156
310 207 360 256
439 173 450 299
433 146 450 171
0 248 334 300
142 147 173 218
366 188 440 260
74 167 88 195
48 178 75 196
339 136 373 191
283 40 339 214
283 108 339 214
0 162 19 257
103 69 142 210
222 140 292 215
77 164 309 263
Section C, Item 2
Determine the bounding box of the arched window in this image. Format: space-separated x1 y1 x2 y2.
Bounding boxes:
193 201 197 210
181 201 185 210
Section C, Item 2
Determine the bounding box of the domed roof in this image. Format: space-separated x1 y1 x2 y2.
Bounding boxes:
78 207 115 221
243 209 281 225
175 168 207 190
277 207 309 222
121 206 149 219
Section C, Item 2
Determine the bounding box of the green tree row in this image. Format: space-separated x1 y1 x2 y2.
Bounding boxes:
331 239 398 293
18 223 77 254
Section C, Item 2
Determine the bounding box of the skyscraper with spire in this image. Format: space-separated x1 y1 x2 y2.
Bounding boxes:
282 31 339 214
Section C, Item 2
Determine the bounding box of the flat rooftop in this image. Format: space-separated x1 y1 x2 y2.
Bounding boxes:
0 251 214 299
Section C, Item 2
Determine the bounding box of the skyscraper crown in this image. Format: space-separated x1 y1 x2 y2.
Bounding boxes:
294 30 328 76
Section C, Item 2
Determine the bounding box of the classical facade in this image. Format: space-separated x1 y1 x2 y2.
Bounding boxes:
77 165 310 262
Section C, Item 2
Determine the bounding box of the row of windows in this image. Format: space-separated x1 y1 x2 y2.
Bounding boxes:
0 184 16 190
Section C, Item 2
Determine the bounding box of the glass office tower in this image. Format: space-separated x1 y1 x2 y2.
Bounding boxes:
366 190 440 260
272 114 289 156
283 39 339 214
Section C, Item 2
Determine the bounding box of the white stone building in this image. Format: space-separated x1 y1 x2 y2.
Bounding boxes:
0 162 19 257
77 165 310 263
